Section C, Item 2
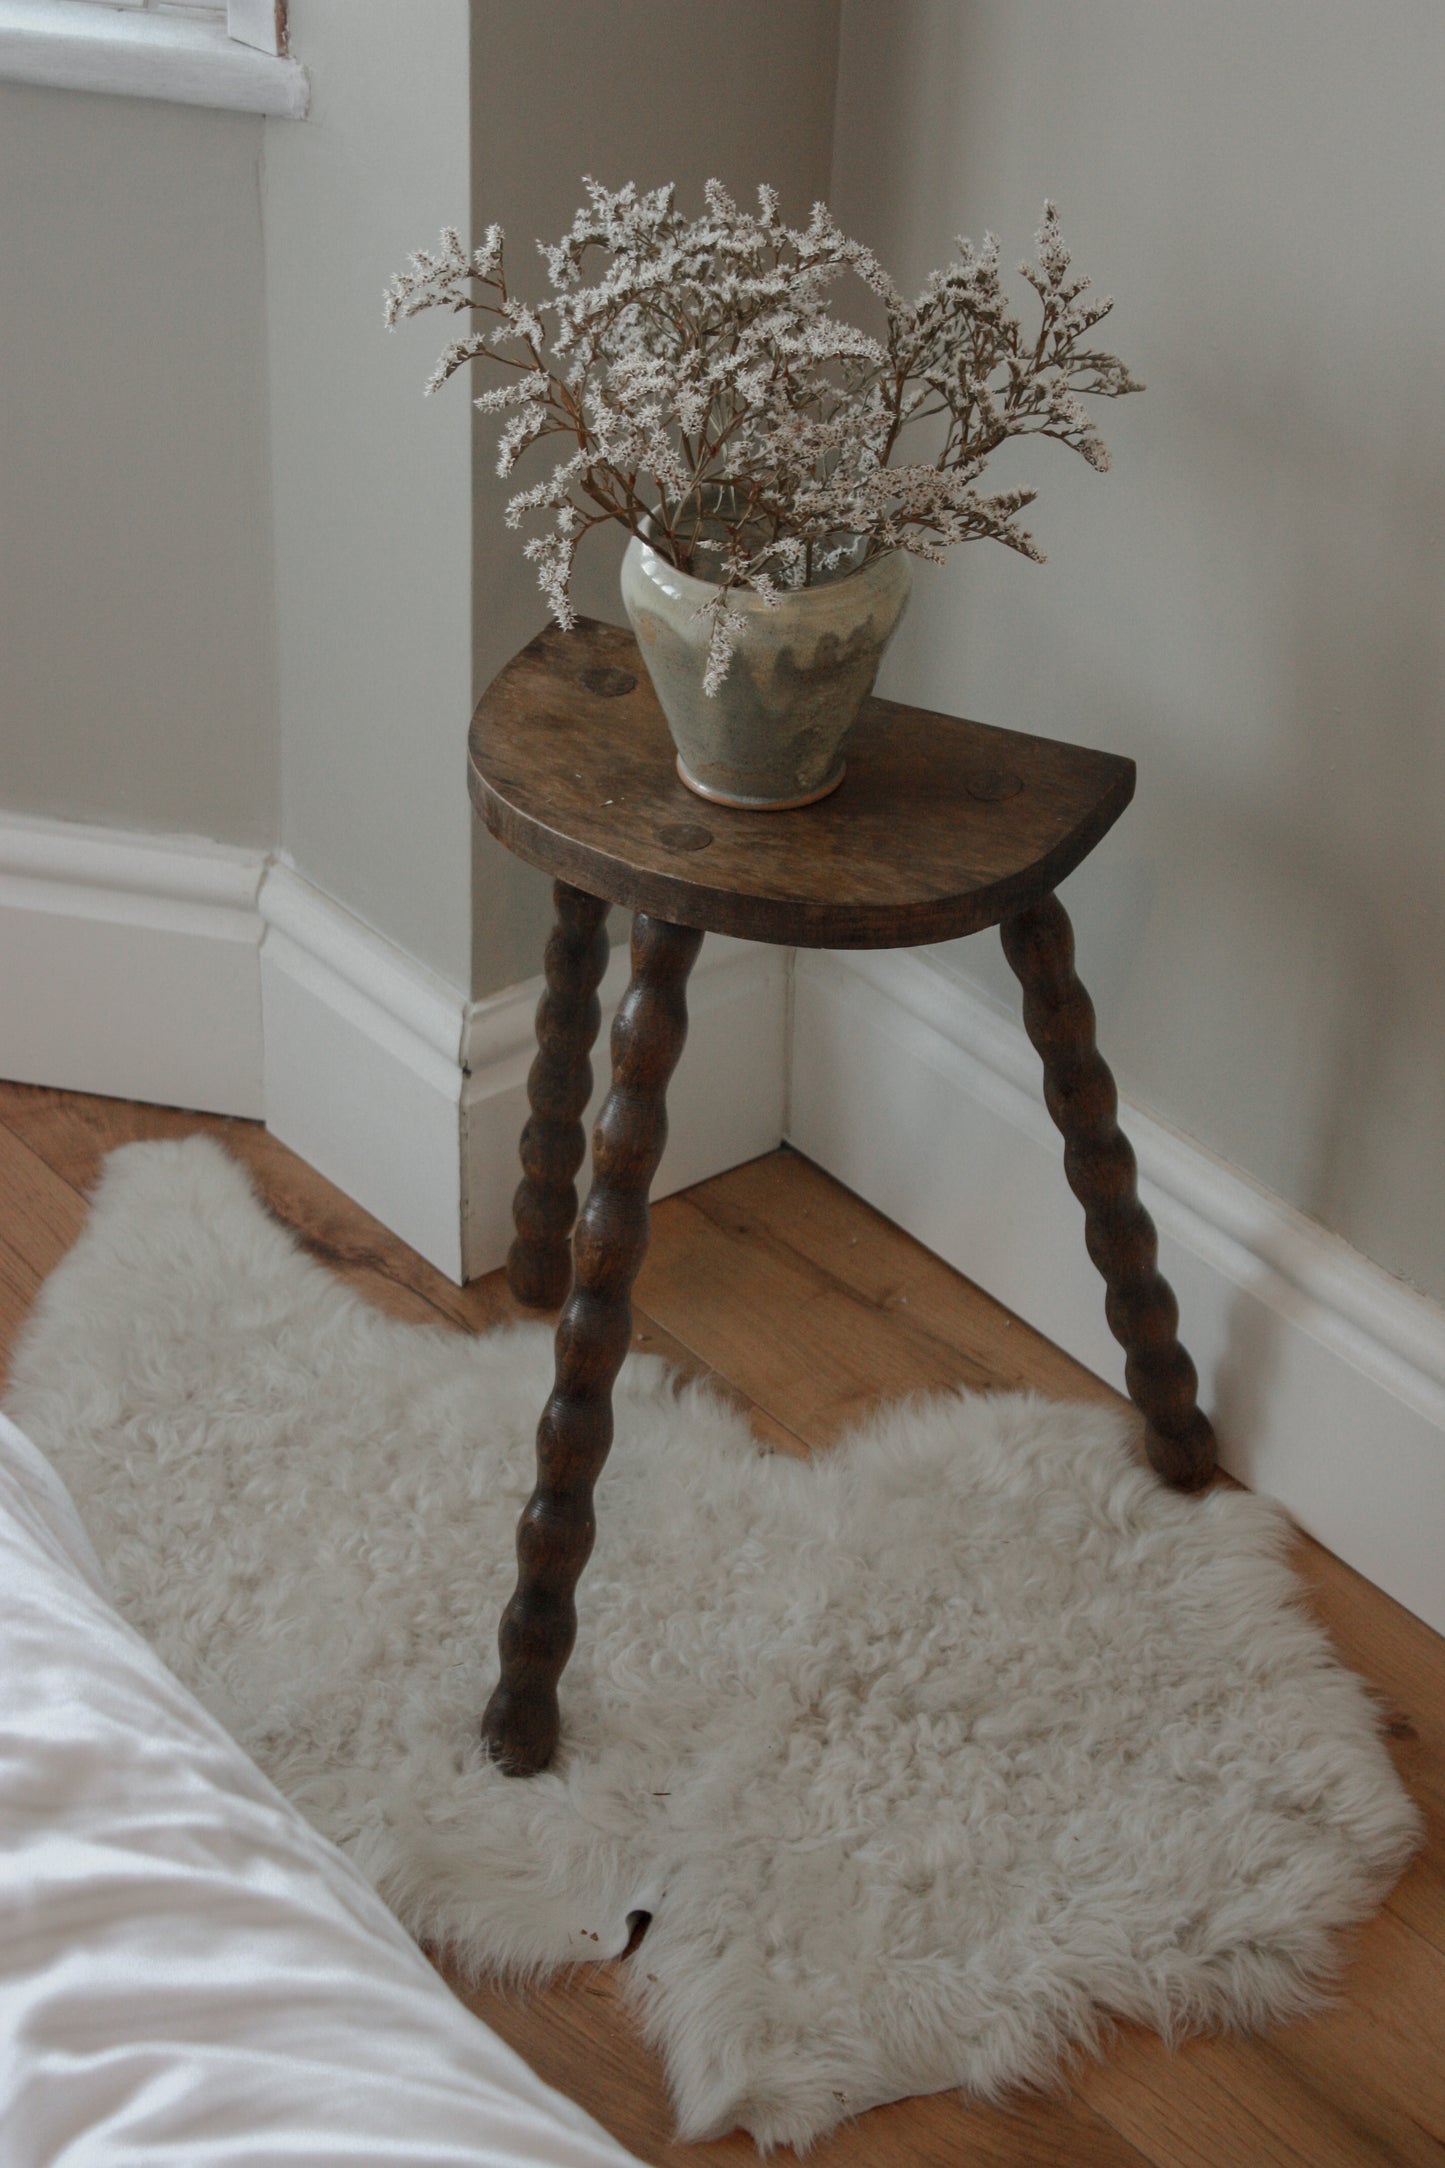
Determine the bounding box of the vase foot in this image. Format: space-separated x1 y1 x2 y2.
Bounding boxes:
674 754 846 812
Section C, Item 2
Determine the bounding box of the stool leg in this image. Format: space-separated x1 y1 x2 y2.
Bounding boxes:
1000 893 1217 1490
507 882 612 1309
482 912 705 1775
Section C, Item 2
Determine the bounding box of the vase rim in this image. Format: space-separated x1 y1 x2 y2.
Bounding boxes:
630 508 905 607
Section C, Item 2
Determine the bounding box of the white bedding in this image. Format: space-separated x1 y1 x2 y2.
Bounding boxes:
0 1410 641 2168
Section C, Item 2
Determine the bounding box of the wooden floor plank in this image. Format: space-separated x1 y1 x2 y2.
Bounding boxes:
0 1115 90 1274
1289 1535 1445 1957
0 1118 92 1384
439 1954 1156 2168
1075 1909 1445 2168
0 1236 43 1380
622 1309 811 1460
1074 2017 1412 2168
2 1094 1440 2168
638 1190 995 1446
698 1147 1119 1407
1264 1908 1445 2157
637 1149 1120 1453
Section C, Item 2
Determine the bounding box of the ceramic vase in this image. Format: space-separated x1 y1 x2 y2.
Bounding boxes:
620 513 911 811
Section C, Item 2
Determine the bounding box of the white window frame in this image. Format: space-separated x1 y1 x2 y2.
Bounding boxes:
107 2 284 61
0 0 307 117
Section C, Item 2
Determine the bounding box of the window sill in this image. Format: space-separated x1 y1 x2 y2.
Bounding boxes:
0 0 307 117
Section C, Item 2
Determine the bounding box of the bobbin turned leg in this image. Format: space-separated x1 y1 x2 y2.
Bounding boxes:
1000 893 1216 1490
507 883 612 1309
482 912 705 1775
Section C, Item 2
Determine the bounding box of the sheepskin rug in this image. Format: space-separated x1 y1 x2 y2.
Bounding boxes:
6 1138 1419 2151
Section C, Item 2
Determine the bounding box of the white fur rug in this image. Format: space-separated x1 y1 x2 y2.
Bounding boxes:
6 1139 1419 2151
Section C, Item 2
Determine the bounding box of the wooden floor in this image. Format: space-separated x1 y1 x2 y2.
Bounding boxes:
1 1079 1441 2168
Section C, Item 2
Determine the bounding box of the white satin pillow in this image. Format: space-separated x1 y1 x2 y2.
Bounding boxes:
0 1411 640 2168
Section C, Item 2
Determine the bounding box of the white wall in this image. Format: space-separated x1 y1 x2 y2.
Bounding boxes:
262 0 476 991
831 0 1445 1302
0 83 277 844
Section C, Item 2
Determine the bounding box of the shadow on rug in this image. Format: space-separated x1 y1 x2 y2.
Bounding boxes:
6 1138 1420 2151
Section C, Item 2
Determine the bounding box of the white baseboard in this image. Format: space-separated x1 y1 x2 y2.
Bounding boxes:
260 862 788 1285
259 864 473 1281
0 813 265 1118
0 812 786 1285
788 948 1445 1635
461 933 788 1280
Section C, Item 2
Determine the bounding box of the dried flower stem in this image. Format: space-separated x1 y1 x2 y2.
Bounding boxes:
386 181 1141 687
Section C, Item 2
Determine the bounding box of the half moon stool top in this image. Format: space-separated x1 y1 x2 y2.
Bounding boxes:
468 617 1218 1777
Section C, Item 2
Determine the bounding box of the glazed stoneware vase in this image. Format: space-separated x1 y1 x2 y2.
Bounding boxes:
620 527 912 811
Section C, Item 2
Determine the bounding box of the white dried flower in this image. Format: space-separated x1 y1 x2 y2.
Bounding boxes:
700 598 749 695
387 182 1141 686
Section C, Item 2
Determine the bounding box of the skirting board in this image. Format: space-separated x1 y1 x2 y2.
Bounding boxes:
262 870 789 1286
461 933 789 1282
0 812 266 1119
0 813 788 1287
787 947 1445 1635
259 865 473 1280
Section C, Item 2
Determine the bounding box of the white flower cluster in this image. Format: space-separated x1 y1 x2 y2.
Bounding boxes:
385 183 1141 687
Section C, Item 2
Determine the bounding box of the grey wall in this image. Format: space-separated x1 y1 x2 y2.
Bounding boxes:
831 0 1445 1301
263 0 476 989
463 0 843 992
0 84 277 843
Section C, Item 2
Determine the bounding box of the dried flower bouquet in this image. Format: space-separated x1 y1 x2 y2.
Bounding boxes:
387 179 1141 690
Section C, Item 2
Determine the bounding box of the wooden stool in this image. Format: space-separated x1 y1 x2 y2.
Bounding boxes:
469 618 1217 1775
